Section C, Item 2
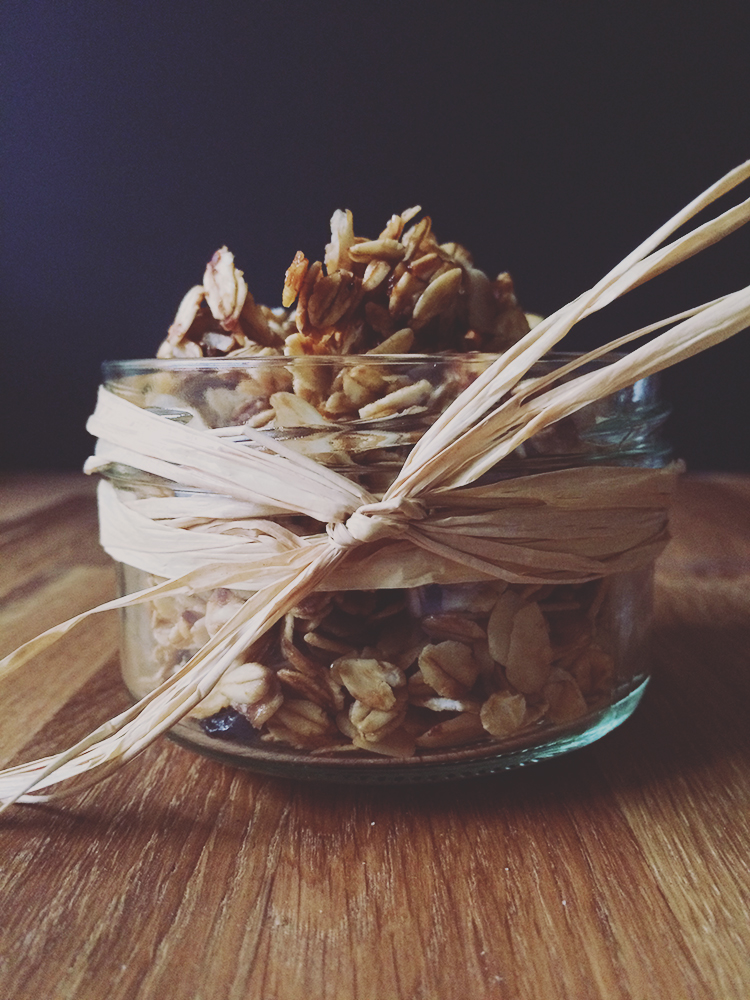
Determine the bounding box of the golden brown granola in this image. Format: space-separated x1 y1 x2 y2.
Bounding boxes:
144 574 614 758
156 207 530 360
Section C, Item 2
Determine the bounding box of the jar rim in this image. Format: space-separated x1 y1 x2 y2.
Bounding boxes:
103 350 631 378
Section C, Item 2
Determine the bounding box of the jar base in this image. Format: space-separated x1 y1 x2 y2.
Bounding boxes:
164 678 649 784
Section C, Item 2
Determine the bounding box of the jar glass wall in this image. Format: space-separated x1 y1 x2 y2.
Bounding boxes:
101 354 671 782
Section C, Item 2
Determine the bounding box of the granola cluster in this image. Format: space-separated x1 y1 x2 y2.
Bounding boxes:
156 205 530 361
145 577 616 758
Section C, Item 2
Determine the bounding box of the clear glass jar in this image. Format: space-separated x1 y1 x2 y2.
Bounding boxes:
101 354 671 782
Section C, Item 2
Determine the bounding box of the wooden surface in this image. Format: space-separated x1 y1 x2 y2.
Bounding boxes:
0 471 749 1000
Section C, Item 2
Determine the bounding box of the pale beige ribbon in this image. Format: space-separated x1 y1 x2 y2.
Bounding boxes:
87 388 678 589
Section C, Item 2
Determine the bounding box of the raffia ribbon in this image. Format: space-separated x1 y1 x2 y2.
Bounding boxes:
85 386 678 590
1 160 750 808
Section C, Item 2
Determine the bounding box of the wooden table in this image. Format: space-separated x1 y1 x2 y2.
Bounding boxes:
1 471 748 1000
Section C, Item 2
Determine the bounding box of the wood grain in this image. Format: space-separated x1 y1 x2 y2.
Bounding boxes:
0 472 748 1000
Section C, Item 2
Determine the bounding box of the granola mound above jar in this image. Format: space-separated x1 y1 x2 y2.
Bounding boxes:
156 205 530 360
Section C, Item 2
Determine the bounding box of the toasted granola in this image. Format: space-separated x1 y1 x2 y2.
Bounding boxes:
144 575 617 758
135 209 627 760
156 207 529 361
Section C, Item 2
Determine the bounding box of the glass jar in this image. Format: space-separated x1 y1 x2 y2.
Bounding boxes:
100 354 671 782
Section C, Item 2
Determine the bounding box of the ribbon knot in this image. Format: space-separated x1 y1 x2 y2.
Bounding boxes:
327 497 427 549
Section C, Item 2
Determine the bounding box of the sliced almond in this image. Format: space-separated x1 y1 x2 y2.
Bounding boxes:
418 640 478 698
421 613 486 643
415 713 485 748
358 378 432 419
480 691 527 738
505 602 553 694
348 239 406 263
302 631 354 655
270 391 330 427
411 267 462 328
277 668 339 711
542 669 589 723
203 246 248 331
295 260 323 334
465 266 496 334
324 208 355 274
348 691 408 744
243 688 284 728
367 328 414 354
307 270 361 328
487 590 523 664
282 251 308 308
402 216 433 261
166 285 205 345
409 252 443 281
330 656 405 711
264 699 337 747
362 259 391 292
281 634 322 678
388 268 426 317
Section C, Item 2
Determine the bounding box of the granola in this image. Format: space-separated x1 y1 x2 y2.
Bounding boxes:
141 573 622 758
156 206 529 361
118 208 643 761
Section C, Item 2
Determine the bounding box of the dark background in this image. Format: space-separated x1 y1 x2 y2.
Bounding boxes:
2 1 749 472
